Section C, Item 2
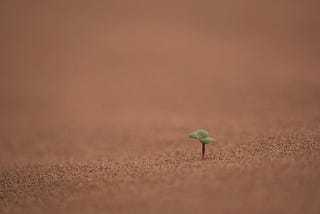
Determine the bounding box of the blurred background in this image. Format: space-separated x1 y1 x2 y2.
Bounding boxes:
0 0 319 162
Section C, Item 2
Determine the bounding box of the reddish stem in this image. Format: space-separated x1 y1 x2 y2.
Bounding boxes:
202 143 205 160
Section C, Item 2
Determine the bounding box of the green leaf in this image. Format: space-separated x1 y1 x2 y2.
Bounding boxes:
200 137 215 144
188 132 199 139
188 129 209 139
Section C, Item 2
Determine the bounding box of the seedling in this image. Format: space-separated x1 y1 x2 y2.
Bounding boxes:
188 129 216 160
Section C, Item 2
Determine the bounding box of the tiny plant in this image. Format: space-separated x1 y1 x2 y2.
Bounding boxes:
188 129 216 160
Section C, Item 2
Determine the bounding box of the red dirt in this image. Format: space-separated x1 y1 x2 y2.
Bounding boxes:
1 1 320 213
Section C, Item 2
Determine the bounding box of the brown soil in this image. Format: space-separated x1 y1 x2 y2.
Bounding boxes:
1 1 320 213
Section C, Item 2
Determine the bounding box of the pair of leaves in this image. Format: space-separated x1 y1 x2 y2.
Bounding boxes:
188 129 216 144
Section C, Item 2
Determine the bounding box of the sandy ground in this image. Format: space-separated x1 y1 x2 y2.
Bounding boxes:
1 0 320 213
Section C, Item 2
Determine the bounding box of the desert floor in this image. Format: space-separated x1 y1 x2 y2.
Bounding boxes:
1 1 320 213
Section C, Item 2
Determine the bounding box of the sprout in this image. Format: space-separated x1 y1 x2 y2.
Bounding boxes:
188 129 216 160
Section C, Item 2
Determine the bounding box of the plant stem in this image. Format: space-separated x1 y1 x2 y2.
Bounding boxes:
202 143 205 160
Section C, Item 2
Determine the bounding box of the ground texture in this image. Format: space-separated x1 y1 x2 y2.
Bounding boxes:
1 0 320 213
